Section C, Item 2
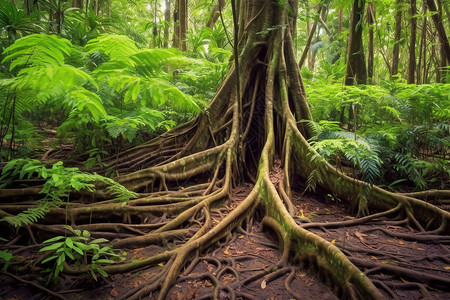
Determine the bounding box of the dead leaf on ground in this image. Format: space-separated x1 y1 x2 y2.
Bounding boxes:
261 279 267 289
110 288 119 297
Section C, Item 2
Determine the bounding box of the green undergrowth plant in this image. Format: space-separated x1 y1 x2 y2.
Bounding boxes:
40 225 126 282
1 33 229 157
305 82 449 191
0 249 13 271
0 159 137 227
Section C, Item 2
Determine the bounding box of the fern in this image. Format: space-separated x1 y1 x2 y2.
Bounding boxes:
0 159 138 227
393 153 426 190
2 34 72 70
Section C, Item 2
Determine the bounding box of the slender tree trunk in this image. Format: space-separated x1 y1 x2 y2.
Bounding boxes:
417 3 427 84
299 5 322 69
338 7 343 34
392 0 403 76
179 0 187 51
172 0 180 48
345 0 367 85
367 2 375 84
206 0 226 29
164 0 171 48
425 0 450 65
407 0 417 84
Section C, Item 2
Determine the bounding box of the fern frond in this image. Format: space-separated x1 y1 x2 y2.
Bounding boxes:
85 34 138 60
2 34 72 70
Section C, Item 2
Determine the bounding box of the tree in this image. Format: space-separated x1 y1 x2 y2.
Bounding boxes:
1 1 449 299
425 0 450 65
407 0 417 83
367 1 375 83
344 0 368 85
206 0 226 29
392 0 403 77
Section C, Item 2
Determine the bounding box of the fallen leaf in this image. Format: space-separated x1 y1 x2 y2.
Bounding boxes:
239 235 244 239
261 280 267 289
110 288 119 297
224 246 230 255
444 266 450 270
331 239 335 244
370 256 378 260
398 240 404 245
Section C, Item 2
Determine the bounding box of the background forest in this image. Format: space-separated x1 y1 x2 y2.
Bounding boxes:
0 0 449 299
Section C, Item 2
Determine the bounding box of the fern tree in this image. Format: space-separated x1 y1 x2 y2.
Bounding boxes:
0 1 449 299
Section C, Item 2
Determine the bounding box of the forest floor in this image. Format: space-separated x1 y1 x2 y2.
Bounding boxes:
1 160 449 299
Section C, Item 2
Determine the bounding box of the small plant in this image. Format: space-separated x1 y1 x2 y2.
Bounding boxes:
0 249 13 271
0 159 138 226
40 225 126 281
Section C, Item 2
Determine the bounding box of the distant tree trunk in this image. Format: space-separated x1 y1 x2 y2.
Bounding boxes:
24 0 31 14
407 0 417 84
299 5 322 69
72 0 82 9
438 0 447 82
367 2 375 84
392 0 403 76
417 2 427 84
174 0 187 51
164 0 171 48
206 0 226 29
344 0 367 85
338 7 343 34
425 0 450 65
173 0 179 48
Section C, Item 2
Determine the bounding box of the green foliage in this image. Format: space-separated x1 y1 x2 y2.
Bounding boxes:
0 159 137 226
0 1 44 45
87 34 202 114
40 225 126 281
0 249 13 271
306 82 450 190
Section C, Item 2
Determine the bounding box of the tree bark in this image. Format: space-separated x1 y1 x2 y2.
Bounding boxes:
172 0 180 48
179 0 187 51
407 0 417 84
345 0 367 85
298 5 322 69
425 0 450 65
392 0 403 76
164 0 171 48
367 1 375 83
206 0 226 29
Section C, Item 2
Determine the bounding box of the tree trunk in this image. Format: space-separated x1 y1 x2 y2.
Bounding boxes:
367 1 375 83
172 0 180 48
417 2 427 84
179 0 187 51
407 0 417 84
425 0 450 65
298 5 322 69
392 0 403 76
164 0 171 48
206 0 226 29
345 0 367 85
